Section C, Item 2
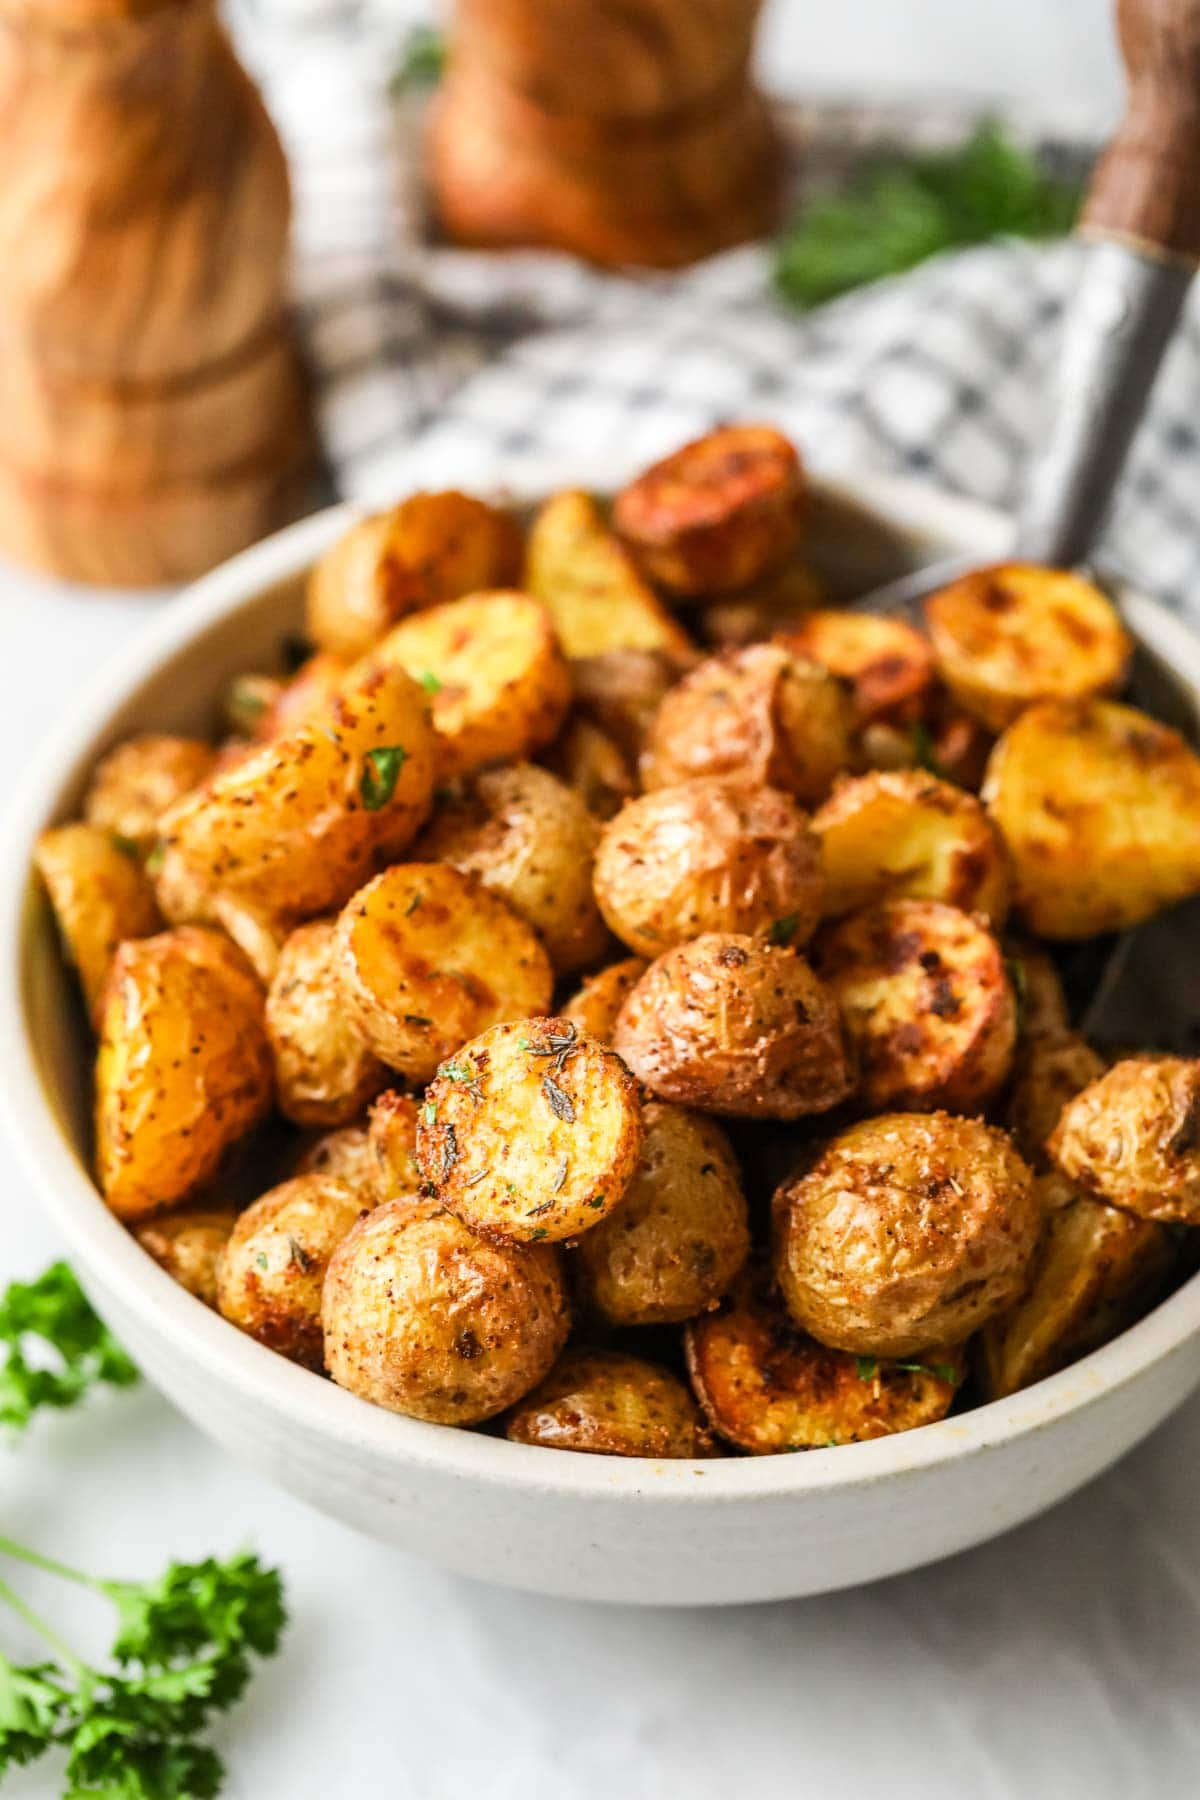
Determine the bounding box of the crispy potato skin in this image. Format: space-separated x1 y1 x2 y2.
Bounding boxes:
83 734 217 858
813 769 1011 925
367 1089 422 1201
640 643 853 805
613 933 853 1120
543 715 635 821
35 824 163 1022
333 863 553 1084
95 927 273 1222
1049 1056 1200 1224
561 958 648 1045
413 762 608 974
925 563 1131 731
266 918 385 1128
418 1016 643 1244
216 1175 369 1369
134 1207 237 1309
613 425 805 596
780 611 934 725
322 1197 570 1425
775 1112 1040 1357
595 778 825 958
525 490 693 658
570 646 695 760
291 1125 377 1192
983 699 1200 938
686 1267 963 1453
505 1347 715 1457
1008 1032 1106 1168
980 1172 1175 1398
573 1101 749 1325
814 899 1017 1113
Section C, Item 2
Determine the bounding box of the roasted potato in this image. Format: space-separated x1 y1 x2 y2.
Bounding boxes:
365 590 571 778
1004 939 1071 1044
780 610 934 724
367 1089 422 1201
640 643 853 805
306 492 523 661
774 1112 1040 1357
1007 1031 1106 1167
265 918 386 1127
83 733 218 858
569 645 695 759
613 424 805 596
814 899 1017 1113
417 1016 643 1244
255 652 348 740
322 1197 570 1424
686 1267 963 1453
982 699 1200 938
980 1172 1176 1398
813 768 1011 925
697 559 827 650
543 715 635 820
35 824 163 1022
505 1348 715 1457
594 778 825 958
291 1124 377 1191
925 563 1131 731
134 1206 238 1309
95 927 273 1222
612 933 853 1120
561 957 648 1046
525 489 693 657
1049 1055 1200 1224
413 762 608 974
333 863 553 1084
573 1100 749 1325
216 1174 368 1369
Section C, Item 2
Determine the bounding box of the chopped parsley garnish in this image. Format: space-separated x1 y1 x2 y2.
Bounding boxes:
768 914 801 947
854 1356 880 1382
360 745 408 811
109 833 141 860
910 720 945 777
417 670 443 695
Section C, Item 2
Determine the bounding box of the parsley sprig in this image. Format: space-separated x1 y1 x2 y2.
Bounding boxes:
0 1263 138 1437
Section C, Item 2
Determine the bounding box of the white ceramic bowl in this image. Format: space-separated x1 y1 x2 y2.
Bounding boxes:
6 465 1200 1608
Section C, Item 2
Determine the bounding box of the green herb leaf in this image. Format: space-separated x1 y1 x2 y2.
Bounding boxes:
145 841 166 878
1004 955 1028 1033
109 834 141 861
854 1356 879 1382
909 720 945 777
0 1263 138 1437
768 914 801 947
359 745 408 811
390 24 446 95
417 670 443 696
895 1359 959 1385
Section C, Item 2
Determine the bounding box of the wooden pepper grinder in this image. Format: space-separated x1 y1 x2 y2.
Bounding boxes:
429 0 783 269
0 0 315 586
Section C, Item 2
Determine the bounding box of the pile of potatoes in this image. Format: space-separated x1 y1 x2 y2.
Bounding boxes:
35 423 1200 1459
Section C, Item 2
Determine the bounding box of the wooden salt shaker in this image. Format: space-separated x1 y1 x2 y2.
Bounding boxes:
0 0 315 586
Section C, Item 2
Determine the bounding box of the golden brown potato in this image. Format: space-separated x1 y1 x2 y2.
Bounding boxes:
505 1348 715 1457
1049 1055 1200 1223
980 1172 1176 1398
417 1016 643 1244
367 1089 422 1201
814 899 1017 1113
561 958 648 1045
365 590 571 778
573 1101 749 1325
569 645 695 759
333 864 553 1084
291 1125 377 1191
1004 939 1071 1044
84 734 218 859
774 1112 1040 1357
982 699 1200 938
306 492 523 661
134 1206 238 1309
640 643 853 805
35 823 163 1022
323 1197 570 1424
542 715 635 821
1008 1032 1106 1168
686 1267 963 1453
697 560 827 650
256 652 348 740
813 769 1011 925
613 933 853 1120
95 927 273 1222
265 919 386 1127
780 610 934 724
216 1174 368 1369
525 489 693 658
613 424 805 596
412 762 608 974
594 778 825 958
925 563 1131 731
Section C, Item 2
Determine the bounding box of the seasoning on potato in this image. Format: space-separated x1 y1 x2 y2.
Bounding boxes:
83 733 218 858
1007 1031 1106 1168
266 918 386 1128
779 610 934 724
1048 1055 1200 1224
134 1207 238 1309
505 1348 715 1457
525 489 693 658
35 823 163 1023
291 1124 378 1191
367 1089 422 1201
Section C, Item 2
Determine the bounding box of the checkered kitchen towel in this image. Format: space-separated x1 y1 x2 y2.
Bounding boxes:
230 0 1200 614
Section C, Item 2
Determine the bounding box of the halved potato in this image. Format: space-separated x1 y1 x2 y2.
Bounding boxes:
83 733 217 858
569 645 695 758
1008 1031 1106 1167
525 489 693 657
333 863 553 1084
982 699 1200 938
561 957 648 1045
1049 1055 1200 1223
814 899 1016 1113
134 1206 238 1309
926 563 1131 731
367 1089 422 1201
417 1016 643 1244
505 1348 715 1457
542 715 635 821
780 610 934 724
813 768 1011 925
35 823 163 1022
266 918 386 1127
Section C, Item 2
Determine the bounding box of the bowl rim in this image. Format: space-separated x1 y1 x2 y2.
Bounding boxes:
4 460 1200 1506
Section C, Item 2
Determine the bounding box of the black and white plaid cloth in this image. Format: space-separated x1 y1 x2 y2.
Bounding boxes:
229 0 1200 616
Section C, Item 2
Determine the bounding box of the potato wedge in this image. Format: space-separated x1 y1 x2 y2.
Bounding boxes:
417 1016 643 1244
291 1125 377 1191
134 1206 238 1309
333 864 553 1084
367 1089 422 1201
813 768 1011 925
542 715 635 821
83 733 217 859
525 489 693 657
613 424 805 596
982 699 1200 938
1008 1031 1106 1168
569 645 695 758
505 1348 715 1457
216 1174 369 1369
814 899 1017 1113
1049 1055 1200 1223
561 957 648 1045
35 823 163 1022
95 927 273 1221
780 610 934 724
266 918 386 1127
926 563 1131 731
613 933 853 1119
